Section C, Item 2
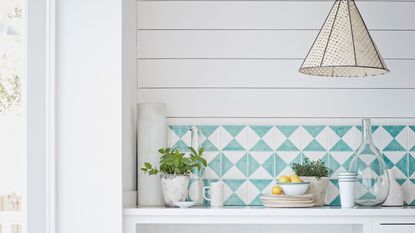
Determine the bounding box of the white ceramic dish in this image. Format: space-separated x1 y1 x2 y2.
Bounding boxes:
173 201 196 208
263 202 315 208
260 196 313 202
262 193 313 199
261 199 314 204
276 182 310 195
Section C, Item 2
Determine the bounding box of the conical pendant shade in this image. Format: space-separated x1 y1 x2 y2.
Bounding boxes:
299 0 389 77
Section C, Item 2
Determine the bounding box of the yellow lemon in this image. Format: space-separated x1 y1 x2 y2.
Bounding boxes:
278 175 291 183
290 177 304 183
272 186 283 195
289 174 300 181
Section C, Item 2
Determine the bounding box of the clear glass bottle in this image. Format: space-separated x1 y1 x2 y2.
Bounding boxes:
349 119 389 206
187 126 205 205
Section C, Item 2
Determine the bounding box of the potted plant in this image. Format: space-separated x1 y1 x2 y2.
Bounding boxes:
291 158 331 206
141 146 207 207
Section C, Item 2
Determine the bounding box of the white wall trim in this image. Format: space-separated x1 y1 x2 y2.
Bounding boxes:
26 0 55 232
45 0 56 232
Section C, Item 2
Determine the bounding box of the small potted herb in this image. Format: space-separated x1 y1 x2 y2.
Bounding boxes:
141 147 207 207
291 158 331 206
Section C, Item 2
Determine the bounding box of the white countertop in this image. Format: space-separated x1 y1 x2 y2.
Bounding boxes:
124 206 415 217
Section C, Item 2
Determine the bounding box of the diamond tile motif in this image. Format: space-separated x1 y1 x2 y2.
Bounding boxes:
408 126 415 152
168 125 192 151
198 125 220 151
168 123 415 206
247 126 274 152
221 152 248 179
409 153 415 178
223 179 248 205
221 125 248 151
248 152 274 179
247 179 273 205
205 152 221 179
381 126 406 152
302 125 327 151
276 126 301 151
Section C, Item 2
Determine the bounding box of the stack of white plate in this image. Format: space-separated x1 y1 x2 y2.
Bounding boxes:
260 194 315 208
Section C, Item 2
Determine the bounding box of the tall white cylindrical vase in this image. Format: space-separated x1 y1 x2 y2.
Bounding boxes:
137 103 166 206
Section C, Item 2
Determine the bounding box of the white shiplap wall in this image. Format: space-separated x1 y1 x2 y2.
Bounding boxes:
136 0 415 118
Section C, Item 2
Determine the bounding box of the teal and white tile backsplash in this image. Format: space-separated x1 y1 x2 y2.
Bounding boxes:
168 124 415 206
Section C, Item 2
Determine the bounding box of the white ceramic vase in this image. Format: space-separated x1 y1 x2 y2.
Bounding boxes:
301 176 329 206
382 169 404 207
161 174 190 207
137 103 166 206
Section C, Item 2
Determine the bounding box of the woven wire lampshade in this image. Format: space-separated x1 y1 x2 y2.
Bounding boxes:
299 0 389 77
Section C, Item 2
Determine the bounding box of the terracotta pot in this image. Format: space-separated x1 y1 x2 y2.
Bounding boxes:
160 174 190 207
301 176 329 206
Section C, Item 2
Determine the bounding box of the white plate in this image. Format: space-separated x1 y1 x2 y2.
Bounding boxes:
261 199 314 204
263 202 316 208
260 196 313 202
262 193 313 198
173 201 196 208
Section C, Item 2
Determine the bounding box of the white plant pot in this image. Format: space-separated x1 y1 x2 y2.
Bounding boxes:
301 176 329 206
161 174 190 207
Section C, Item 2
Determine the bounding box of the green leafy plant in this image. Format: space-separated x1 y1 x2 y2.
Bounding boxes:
291 158 331 179
141 147 207 175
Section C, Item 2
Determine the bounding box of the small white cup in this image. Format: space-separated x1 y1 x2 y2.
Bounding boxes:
339 180 355 208
203 181 224 207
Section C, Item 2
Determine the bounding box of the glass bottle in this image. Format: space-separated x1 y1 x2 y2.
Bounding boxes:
187 126 205 205
349 119 389 206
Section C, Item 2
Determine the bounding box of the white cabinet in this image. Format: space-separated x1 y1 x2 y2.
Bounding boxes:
380 224 415 233
123 207 415 233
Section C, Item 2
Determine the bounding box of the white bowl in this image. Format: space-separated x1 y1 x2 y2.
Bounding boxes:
173 201 196 208
277 182 310 195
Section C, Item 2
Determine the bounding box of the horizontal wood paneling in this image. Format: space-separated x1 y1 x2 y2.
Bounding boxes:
136 1 414 118
138 89 415 118
138 60 413 88
137 1 415 30
137 30 415 58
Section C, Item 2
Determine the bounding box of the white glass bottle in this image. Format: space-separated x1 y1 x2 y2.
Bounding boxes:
188 126 204 205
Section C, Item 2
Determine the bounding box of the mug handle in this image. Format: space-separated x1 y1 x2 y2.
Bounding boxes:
203 186 211 201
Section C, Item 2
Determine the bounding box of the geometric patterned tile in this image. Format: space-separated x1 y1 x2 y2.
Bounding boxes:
204 152 221 179
221 125 248 151
409 153 415 178
198 125 220 151
221 152 247 179
246 125 274 152
381 125 406 152
247 179 273 205
276 126 301 151
301 125 328 151
248 152 274 179
168 123 415 206
409 126 415 152
382 152 408 178
324 179 339 205
223 179 248 205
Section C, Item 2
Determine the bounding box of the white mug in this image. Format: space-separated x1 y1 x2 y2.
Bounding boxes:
339 180 355 208
203 181 224 207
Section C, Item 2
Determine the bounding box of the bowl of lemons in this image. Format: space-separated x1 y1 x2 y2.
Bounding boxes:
274 174 310 196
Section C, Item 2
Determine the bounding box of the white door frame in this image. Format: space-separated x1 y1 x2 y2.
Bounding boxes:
26 0 55 232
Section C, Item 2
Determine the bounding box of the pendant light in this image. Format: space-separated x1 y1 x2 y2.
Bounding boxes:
299 0 389 77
